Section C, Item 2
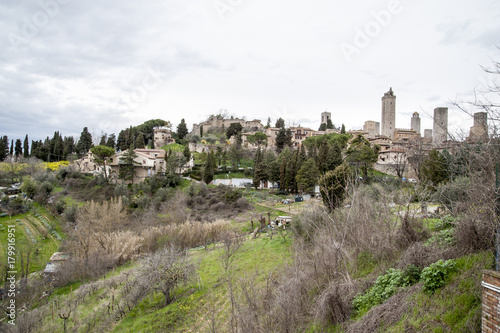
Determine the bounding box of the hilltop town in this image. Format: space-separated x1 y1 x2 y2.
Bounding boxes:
65 87 490 184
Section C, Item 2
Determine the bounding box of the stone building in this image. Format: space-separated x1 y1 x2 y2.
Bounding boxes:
393 129 420 145
290 127 315 147
381 88 396 139
432 107 448 147
154 127 175 148
467 112 489 142
191 115 263 136
363 121 380 138
265 127 281 147
109 149 166 183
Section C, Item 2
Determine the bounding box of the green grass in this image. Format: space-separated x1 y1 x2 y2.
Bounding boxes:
161 143 187 153
214 172 247 179
112 235 292 332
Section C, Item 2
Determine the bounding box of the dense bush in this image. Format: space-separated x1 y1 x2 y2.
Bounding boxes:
353 267 418 316
39 181 54 195
421 259 456 294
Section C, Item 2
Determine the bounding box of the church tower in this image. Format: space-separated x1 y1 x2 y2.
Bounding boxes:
321 111 331 125
381 88 396 139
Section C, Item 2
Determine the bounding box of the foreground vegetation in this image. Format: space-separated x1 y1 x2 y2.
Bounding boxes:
0 128 498 332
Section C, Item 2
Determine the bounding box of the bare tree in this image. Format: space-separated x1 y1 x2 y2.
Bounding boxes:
139 246 195 306
407 138 428 181
218 231 242 333
387 150 407 179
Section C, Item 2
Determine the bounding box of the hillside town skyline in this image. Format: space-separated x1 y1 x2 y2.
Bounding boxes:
2 86 483 146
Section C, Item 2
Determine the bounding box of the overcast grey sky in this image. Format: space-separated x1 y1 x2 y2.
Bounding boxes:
1 0 499 143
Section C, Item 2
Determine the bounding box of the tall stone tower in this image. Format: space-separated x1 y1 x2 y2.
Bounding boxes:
321 111 332 125
432 107 448 146
381 88 396 139
411 112 421 134
468 112 489 142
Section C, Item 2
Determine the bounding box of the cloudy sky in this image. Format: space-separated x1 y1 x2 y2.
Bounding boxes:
1 0 500 143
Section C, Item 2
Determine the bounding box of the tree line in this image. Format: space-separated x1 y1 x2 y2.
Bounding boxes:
0 118 191 163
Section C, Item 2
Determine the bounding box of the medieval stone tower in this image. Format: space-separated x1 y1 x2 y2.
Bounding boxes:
363 121 380 138
411 112 421 134
432 107 448 146
468 112 489 142
321 111 332 125
154 127 175 148
381 88 396 139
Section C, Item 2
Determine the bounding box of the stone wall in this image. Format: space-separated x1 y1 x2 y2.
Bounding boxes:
482 270 500 332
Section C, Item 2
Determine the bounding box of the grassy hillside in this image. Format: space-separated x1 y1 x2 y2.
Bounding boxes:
0 205 64 278
19 234 291 332
1 162 497 333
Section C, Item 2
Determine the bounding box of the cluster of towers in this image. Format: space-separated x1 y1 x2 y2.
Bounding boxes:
378 88 488 146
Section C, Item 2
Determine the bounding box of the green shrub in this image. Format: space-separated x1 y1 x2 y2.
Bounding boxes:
54 199 65 215
354 265 423 317
21 176 38 199
421 259 456 294
39 181 54 195
425 228 455 247
433 216 454 231
402 264 422 285
353 268 410 316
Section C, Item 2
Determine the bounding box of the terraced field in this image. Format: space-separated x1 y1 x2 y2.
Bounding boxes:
0 207 64 277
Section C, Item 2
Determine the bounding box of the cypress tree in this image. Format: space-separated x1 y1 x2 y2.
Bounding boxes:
326 142 342 172
23 135 29 158
202 150 216 184
106 134 116 149
318 140 329 173
14 139 22 159
177 119 189 140
119 145 139 183
77 127 93 156
326 118 334 129
183 145 191 161
1 136 8 160
297 158 320 193
63 136 75 160
0 138 5 161
135 132 146 149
